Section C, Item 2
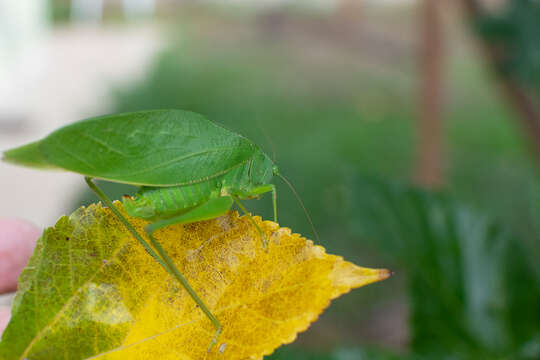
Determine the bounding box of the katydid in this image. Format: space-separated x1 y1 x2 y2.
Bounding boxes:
2 109 287 350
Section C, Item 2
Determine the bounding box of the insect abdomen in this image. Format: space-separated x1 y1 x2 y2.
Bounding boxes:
123 181 217 220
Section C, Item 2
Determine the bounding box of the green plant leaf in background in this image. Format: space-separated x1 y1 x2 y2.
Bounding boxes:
348 178 540 359
475 0 540 95
267 345 418 360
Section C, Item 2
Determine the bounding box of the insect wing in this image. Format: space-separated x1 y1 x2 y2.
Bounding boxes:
36 110 256 186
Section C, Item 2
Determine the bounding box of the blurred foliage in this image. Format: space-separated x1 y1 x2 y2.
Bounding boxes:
475 0 540 94
349 178 540 359
48 0 70 23
48 0 139 24
268 346 407 360
268 347 336 360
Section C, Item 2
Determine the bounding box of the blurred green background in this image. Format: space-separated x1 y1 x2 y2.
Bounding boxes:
6 0 540 358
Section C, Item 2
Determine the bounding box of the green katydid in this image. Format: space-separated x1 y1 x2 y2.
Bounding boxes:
2 109 317 350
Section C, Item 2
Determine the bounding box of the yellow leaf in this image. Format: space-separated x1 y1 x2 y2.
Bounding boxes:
0 203 390 360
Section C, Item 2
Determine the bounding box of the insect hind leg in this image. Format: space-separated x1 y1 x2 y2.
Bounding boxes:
146 196 234 233
145 196 234 350
87 177 225 350
85 177 169 270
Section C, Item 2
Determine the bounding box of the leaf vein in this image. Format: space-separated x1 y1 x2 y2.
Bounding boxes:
19 231 131 359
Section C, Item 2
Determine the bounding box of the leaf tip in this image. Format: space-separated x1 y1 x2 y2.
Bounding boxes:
330 262 392 293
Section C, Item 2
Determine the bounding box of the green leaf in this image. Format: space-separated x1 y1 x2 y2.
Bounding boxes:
348 178 540 359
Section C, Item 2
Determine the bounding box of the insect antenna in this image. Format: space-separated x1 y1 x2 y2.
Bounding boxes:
278 173 321 244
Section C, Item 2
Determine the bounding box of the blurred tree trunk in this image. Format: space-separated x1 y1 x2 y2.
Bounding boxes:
462 0 540 163
416 0 445 188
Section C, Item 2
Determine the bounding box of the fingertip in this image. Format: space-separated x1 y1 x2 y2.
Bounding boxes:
0 218 41 293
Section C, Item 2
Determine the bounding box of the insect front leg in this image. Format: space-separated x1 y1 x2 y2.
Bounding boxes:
270 184 277 223
144 196 234 351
